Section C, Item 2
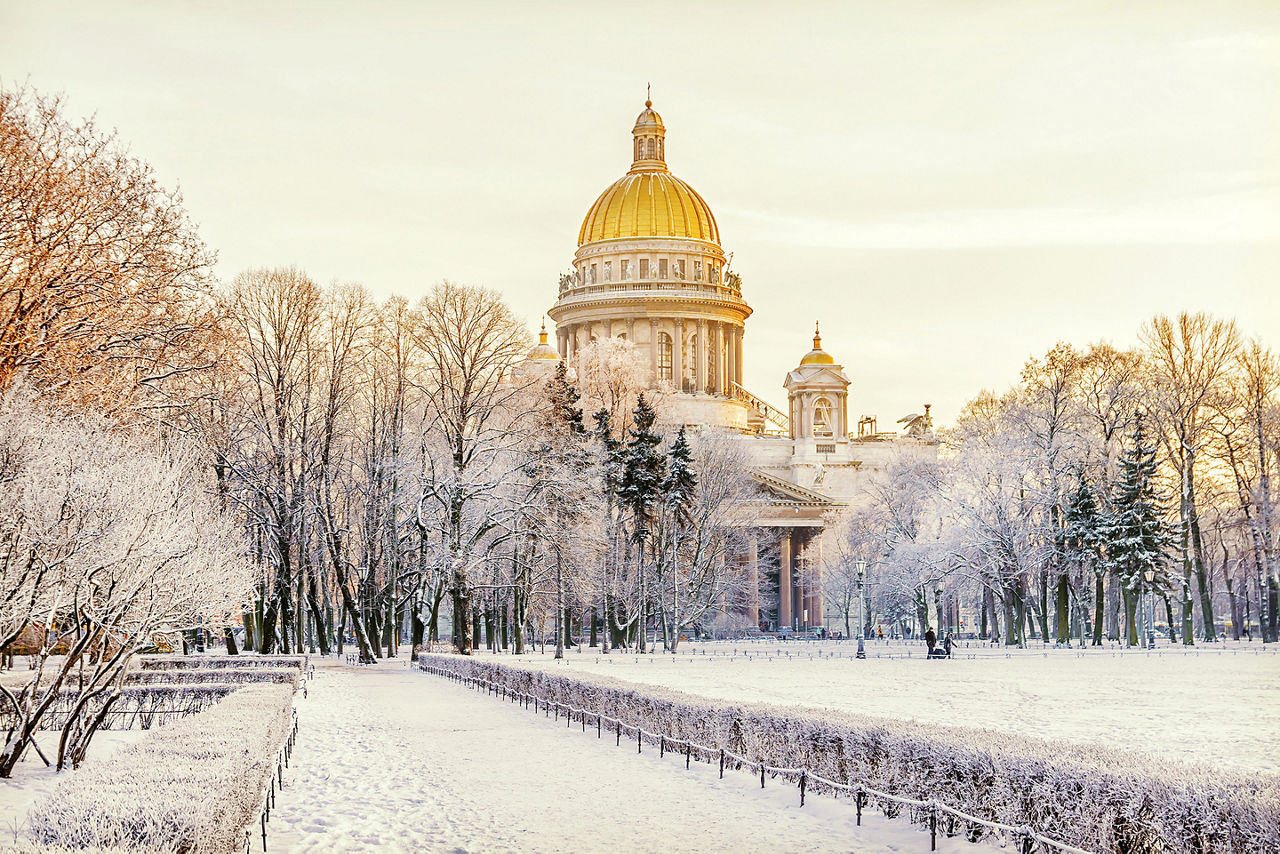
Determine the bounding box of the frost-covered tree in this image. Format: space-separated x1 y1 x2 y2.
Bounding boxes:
0 394 251 776
618 395 666 652
1062 469 1106 645
1101 414 1176 646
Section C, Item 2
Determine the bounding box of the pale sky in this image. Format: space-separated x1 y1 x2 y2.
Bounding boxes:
4 1 1277 425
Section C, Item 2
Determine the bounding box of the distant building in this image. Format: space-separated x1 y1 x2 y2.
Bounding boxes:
538 98 937 632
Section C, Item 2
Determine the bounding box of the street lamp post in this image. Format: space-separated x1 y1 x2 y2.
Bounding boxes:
856 560 867 660
1144 569 1155 649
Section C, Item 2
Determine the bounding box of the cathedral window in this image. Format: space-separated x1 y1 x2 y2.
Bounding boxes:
659 258 668 279
621 259 630 280
603 261 612 282
640 258 650 279
634 138 641 160
693 261 702 282
657 333 673 381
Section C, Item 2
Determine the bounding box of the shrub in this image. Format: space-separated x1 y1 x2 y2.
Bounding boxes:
419 654 1280 854
26 684 294 853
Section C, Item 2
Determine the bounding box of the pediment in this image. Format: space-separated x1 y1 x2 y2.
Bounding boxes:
750 469 834 504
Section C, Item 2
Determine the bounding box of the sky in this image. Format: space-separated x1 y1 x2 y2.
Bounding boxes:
3 0 1277 425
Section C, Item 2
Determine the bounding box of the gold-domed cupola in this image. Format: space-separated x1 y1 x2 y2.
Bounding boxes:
799 323 836 366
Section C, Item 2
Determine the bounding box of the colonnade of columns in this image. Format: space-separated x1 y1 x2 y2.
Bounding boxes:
743 528 822 632
556 317 744 396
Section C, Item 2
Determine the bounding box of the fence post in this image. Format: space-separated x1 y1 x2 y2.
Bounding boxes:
638 727 642 754
685 741 690 769
660 736 665 758
719 749 724 779
929 801 937 851
760 763 765 788
799 771 807 807
261 812 267 852
855 786 863 826
617 720 621 746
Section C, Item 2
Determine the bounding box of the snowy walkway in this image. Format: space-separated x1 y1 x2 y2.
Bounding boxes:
270 658 995 853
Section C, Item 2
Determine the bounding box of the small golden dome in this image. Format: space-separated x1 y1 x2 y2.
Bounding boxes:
528 321 559 362
799 322 835 366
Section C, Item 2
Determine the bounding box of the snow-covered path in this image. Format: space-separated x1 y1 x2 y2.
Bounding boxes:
271 658 995 853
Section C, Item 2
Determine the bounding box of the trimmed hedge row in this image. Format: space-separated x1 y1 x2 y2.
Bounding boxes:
420 653 1280 854
124 668 300 686
137 655 307 670
26 684 295 853
0 685 239 731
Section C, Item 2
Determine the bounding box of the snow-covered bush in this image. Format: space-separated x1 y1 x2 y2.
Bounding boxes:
1 685 238 731
420 654 1280 854
0 394 254 774
25 684 294 853
137 655 306 670
124 668 299 686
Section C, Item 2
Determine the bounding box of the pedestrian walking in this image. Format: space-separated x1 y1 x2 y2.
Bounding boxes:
924 627 936 655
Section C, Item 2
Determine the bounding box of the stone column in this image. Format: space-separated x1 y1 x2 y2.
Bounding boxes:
557 328 567 360
747 532 760 627
712 323 724 395
778 530 792 631
734 326 744 389
673 318 684 391
626 318 634 342
649 319 659 384
696 319 707 394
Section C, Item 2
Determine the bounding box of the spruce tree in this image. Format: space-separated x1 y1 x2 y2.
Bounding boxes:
618 394 666 652
1062 469 1105 645
662 426 697 520
1102 413 1176 646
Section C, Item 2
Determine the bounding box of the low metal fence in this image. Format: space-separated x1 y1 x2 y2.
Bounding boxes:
421 661 1093 854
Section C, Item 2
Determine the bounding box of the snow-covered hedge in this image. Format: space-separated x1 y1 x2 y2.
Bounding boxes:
0 684 239 731
25 684 294 853
124 668 300 685
137 654 307 670
420 654 1280 854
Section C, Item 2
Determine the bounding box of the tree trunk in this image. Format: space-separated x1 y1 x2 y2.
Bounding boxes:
1055 573 1070 644
1123 585 1138 647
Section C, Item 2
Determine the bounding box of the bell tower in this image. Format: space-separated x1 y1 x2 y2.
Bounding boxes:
785 323 851 443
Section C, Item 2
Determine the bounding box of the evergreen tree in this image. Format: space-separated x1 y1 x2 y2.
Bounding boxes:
1062 468 1106 645
662 426 698 521
1102 413 1176 646
546 362 585 436
618 394 665 652
619 394 666 530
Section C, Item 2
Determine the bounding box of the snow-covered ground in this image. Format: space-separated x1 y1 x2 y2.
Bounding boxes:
489 640 1280 775
0 730 146 841
270 657 1000 853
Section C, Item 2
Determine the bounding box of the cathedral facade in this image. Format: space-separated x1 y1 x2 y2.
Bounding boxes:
542 99 936 634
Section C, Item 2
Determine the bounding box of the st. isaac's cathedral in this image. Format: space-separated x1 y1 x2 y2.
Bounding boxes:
530 98 936 634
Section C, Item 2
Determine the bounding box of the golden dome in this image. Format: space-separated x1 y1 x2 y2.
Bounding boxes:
799 323 835 366
578 172 720 245
577 98 721 246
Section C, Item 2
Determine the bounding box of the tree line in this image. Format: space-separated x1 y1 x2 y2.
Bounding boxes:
835 319 1278 647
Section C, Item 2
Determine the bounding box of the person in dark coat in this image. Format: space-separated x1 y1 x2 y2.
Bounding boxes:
924 627 937 655
943 632 953 658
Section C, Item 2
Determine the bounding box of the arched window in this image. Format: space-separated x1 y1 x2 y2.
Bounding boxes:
646 138 655 159
657 333 673 381
813 397 834 437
